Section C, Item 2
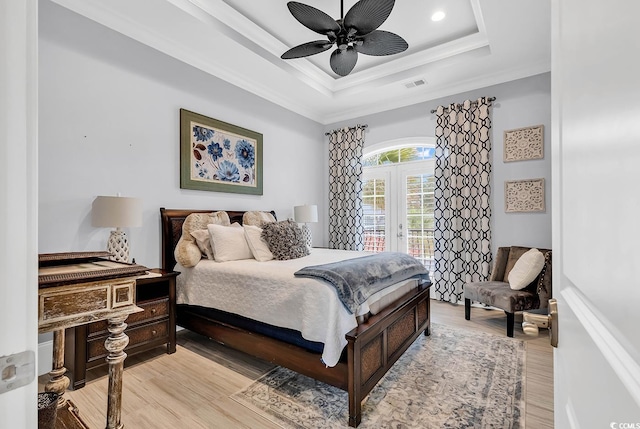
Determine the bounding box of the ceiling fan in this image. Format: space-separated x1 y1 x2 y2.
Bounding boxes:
281 0 408 77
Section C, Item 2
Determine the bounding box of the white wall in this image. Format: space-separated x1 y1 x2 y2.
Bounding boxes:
38 1 326 269
324 73 552 252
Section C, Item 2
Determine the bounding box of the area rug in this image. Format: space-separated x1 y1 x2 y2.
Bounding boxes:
231 323 525 428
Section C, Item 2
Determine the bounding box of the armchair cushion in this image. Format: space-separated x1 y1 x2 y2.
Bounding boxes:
464 281 540 313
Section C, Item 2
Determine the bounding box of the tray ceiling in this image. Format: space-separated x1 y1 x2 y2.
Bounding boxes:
48 0 551 124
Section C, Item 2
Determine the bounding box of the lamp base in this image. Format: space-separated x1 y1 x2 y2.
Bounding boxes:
301 224 312 251
107 230 130 263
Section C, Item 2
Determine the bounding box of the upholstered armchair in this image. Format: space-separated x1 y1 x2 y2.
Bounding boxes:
464 246 552 337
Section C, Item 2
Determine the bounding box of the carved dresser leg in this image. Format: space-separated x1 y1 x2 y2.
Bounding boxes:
104 315 129 429
45 329 70 408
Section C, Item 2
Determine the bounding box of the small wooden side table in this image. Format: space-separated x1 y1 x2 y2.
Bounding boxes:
38 252 148 429
65 269 179 389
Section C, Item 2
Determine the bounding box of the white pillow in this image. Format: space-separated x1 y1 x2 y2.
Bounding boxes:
508 248 545 290
190 229 214 260
244 225 274 262
207 223 253 262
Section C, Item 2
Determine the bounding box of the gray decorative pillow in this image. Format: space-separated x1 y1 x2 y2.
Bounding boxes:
261 219 310 260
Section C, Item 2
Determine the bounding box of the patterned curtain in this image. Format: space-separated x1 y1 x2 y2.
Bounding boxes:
328 125 366 250
433 97 493 303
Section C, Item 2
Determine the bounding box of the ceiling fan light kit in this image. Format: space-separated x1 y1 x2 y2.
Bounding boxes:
281 0 408 77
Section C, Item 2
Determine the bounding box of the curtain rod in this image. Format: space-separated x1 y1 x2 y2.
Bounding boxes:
430 97 496 114
325 124 368 136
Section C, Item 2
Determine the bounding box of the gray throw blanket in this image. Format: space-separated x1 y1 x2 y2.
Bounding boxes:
294 252 430 314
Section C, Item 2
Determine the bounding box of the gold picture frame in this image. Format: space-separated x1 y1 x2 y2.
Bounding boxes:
180 109 263 195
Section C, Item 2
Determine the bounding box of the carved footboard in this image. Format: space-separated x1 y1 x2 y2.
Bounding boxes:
346 284 431 427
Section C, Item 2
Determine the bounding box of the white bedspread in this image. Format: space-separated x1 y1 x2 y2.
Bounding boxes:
175 248 416 367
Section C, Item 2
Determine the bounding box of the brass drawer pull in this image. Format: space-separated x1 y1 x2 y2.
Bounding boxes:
150 308 157 314
151 330 157 336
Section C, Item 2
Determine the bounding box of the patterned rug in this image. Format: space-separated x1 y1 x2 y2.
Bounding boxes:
231 323 525 428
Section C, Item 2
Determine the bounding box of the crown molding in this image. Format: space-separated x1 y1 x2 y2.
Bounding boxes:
321 60 551 124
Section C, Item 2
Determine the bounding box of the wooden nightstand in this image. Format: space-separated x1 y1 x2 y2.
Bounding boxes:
64 269 178 389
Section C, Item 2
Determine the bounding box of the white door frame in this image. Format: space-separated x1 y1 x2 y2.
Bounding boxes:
0 0 39 426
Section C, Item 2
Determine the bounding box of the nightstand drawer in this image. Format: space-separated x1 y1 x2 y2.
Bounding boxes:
87 320 169 361
88 298 169 335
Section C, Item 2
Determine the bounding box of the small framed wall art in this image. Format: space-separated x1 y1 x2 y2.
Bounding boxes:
503 125 544 162
180 109 263 195
504 178 545 213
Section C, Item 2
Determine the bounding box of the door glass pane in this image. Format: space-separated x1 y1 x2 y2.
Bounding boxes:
362 178 386 253
363 145 435 166
405 174 435 273
399 147 421 162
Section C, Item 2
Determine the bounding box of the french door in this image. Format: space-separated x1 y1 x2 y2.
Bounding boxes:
362 160 435 273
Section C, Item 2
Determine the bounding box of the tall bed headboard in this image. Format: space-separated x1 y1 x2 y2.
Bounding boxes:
159 208 276 271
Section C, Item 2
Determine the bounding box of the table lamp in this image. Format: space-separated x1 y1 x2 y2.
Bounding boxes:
92 195 142 262
294 204 318 250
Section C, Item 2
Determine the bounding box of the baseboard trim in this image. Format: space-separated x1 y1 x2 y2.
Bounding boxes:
562 287 640 408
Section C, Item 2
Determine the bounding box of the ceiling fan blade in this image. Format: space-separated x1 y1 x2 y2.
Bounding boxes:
344 0 395 36
330 46 358 76
287 2 341 36
356 30 408 56
281 41 333 59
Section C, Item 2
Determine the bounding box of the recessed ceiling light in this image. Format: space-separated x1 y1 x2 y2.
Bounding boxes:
431 11 446 22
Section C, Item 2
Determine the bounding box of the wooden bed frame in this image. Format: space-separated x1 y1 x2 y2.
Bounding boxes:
160 208 431 427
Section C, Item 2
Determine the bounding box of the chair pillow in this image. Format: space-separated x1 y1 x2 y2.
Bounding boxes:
208 223 253 262
244 225 273 262
508 248 545 290
261 219 309 260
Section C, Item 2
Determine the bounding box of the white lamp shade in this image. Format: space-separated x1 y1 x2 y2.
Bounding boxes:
294 204 318 223
92 196 143 228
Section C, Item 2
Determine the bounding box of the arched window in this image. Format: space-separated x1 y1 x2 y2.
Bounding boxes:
363 145 435 166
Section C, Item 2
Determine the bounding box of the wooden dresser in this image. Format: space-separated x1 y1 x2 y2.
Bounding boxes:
65 269 178 389
38 252 148 429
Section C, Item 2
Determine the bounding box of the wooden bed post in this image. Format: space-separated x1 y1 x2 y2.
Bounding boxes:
425 295 431 336
347 337 362 427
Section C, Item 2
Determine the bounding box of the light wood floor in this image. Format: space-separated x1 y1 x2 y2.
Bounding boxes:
40 301 554 428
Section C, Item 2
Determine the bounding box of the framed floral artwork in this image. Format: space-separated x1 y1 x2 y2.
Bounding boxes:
180 109 263 195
